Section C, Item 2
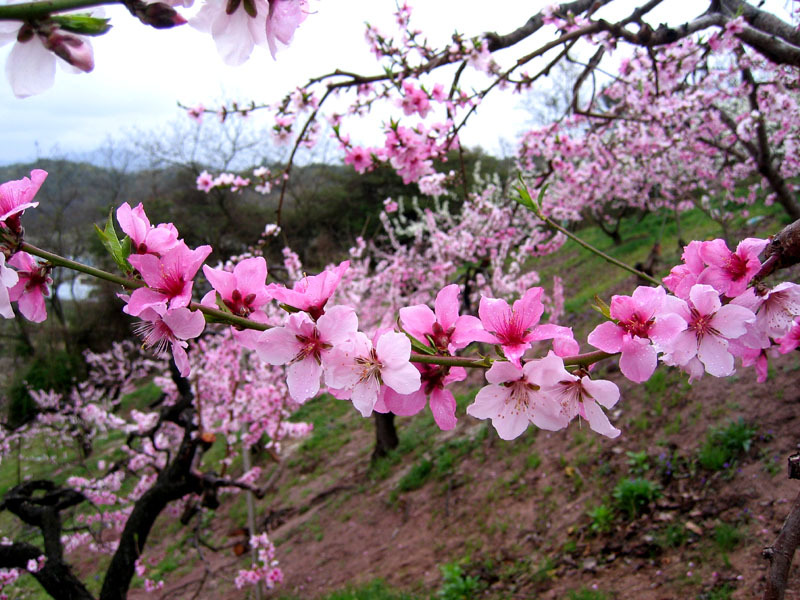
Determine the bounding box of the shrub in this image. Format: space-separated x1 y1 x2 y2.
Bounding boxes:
436 562 484 600
698 419 756 471
612 478 660 519
587 504 615 534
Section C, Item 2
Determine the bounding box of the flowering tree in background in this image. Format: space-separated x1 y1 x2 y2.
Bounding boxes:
1 0 800 599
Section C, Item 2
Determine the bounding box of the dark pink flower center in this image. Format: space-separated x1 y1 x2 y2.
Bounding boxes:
621 313 654 338
224 289 257 317
355 348 382 384
688 308 718 339
726 253 748 281
294 328 329 363
430 322 455 351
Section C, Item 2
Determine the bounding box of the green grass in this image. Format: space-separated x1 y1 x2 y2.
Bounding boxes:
567 588 611 600
277 579 419 600
697 419 756 471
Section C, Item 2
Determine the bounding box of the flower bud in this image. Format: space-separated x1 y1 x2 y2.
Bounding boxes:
123 0 187 29
43 31 94 72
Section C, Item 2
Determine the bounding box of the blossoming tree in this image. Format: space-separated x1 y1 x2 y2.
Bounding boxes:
1 0 800 599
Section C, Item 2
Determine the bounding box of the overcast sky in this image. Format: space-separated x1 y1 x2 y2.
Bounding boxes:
0 0 736 166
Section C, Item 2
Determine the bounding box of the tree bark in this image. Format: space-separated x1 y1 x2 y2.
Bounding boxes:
372 412 399 461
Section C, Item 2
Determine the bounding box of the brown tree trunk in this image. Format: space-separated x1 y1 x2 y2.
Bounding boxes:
372 413 398 461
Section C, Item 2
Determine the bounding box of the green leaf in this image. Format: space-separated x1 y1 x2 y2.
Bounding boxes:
407 333 436 355
515 176 547 217
95 211 132 274
592 294 612 320
51 14 112 35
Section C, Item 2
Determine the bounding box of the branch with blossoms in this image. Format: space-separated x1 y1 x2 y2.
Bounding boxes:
185 0 800 228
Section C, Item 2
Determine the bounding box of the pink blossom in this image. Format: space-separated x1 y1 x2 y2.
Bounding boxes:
257 305 358 401
187 104 204 123
134 306 205 377
191 0 269 66
474 287 578 367
776 319 800 354
8 251 51 323
698 237 768 297
662 241 705 299
531 352 621 438
399 284 484 354
732 282 800 339
196 171 214 192
383 197 399 213
661 284 755 378
0 23 93 98
266 0 308 59
344 146 373 173
268 260 349 320
466 359 567 440
398 81 431 118
116 202 180 256
587 286 686 382
202 257 270 316
126 242 212 316
325 331 421 417
0 169 46 231
0 254 19 319
380 364 466 431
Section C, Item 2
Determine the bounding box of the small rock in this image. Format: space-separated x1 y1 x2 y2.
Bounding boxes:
685 521 703 535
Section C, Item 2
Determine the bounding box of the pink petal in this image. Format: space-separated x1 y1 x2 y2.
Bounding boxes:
467 385 507 420
162 307 205 340
6 37 55 98
493 402 531 440
429 388 457 431
256 326 300 365
689 284 722 317
382 361 421 395
286 358 322 401
587 321 625 353
17 287 46 322
582 399 620 438
172 343 192 377
698 239 731 267
125 287 167 317
485 360 523 385
649 313 687 346
581 377 620 410
619 337 656 383
116 202 148 245
526 351 573 389
399 304 435 342
351 377 380 417
203 265 237 300
433 284 460 330
383 387 426 416
317 305 358 345
375 331 411 368
710 304 755 340
697 334 734 377
450 315 486 350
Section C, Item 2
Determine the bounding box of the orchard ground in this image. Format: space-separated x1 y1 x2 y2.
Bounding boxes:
2 202 799 600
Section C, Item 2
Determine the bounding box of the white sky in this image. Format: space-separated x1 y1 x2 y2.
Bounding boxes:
0 0 733 165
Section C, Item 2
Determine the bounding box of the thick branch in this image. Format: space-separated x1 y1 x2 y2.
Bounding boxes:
763 485 800 599
0 542 94 600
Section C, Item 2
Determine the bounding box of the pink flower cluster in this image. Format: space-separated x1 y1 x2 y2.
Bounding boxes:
588 238 800 385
